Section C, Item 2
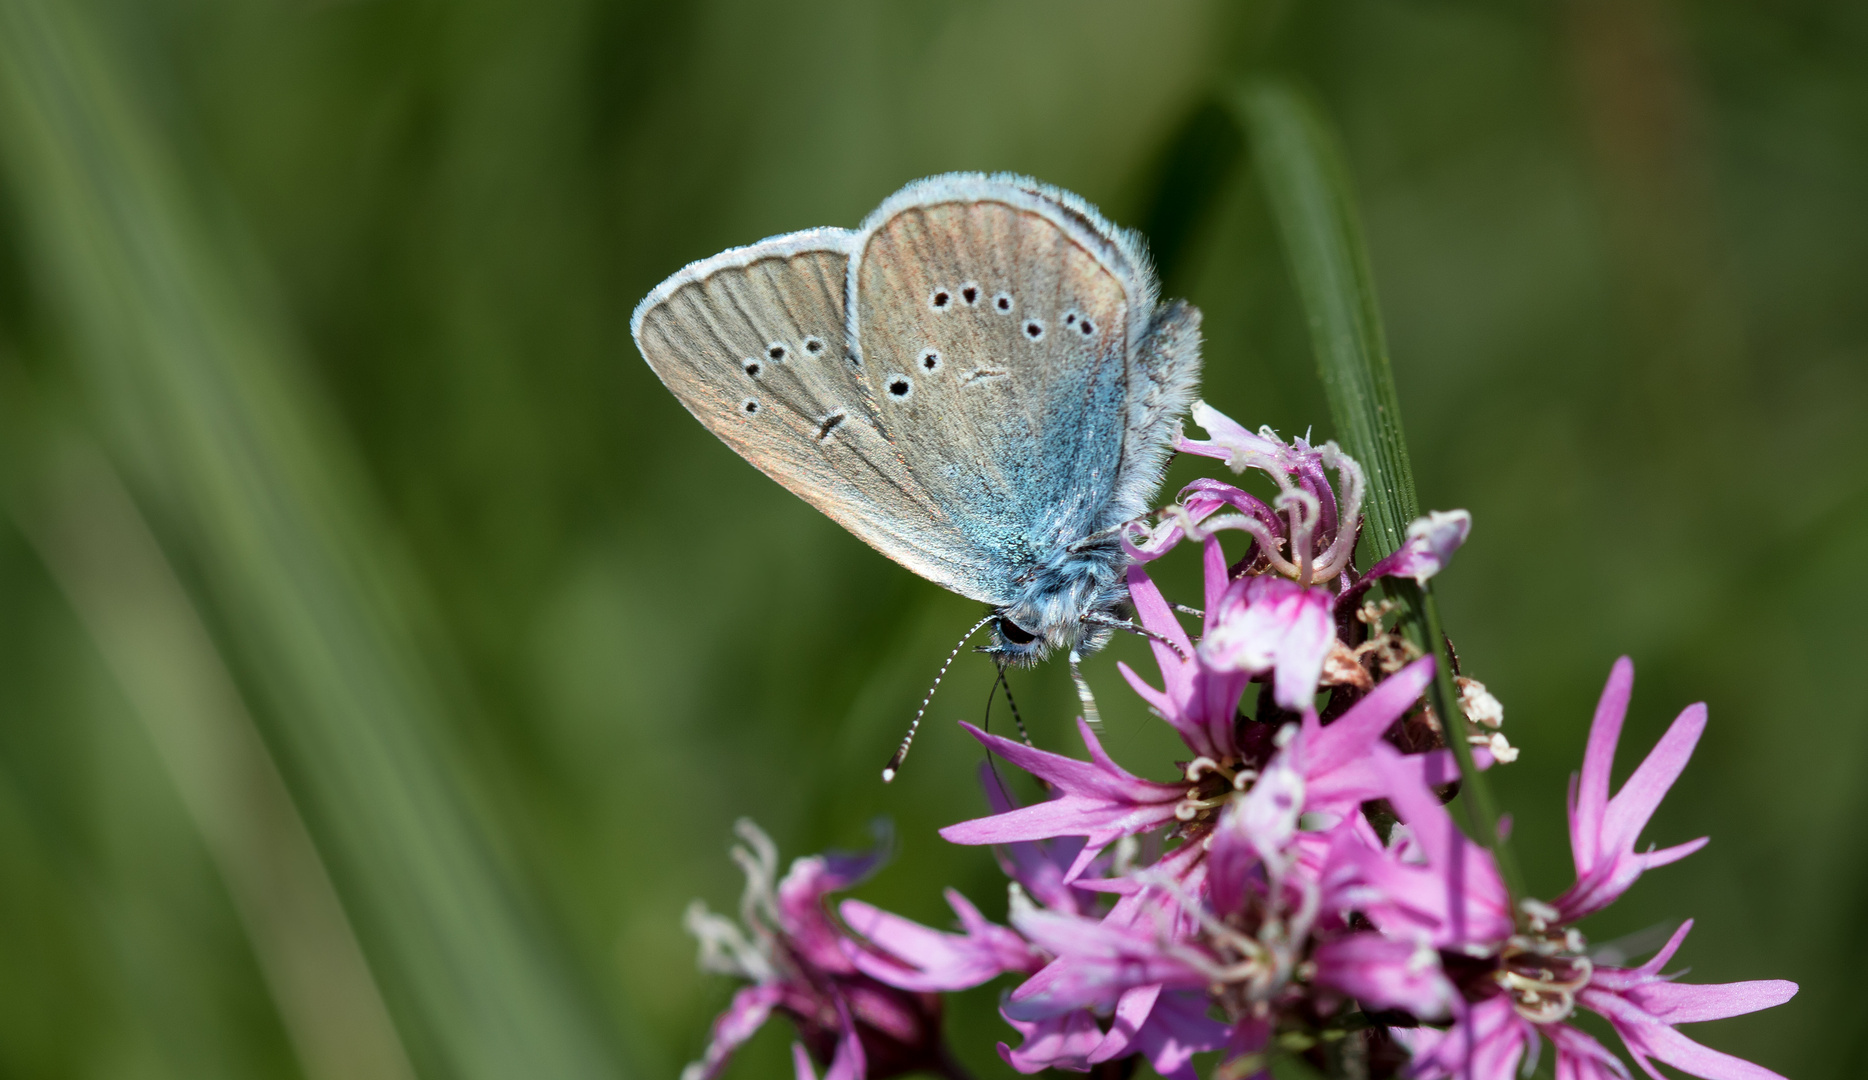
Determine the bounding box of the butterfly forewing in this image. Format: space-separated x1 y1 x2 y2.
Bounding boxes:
851 183 1140 598
632 230 994 597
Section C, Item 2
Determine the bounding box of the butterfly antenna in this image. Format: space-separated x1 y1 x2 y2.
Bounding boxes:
1068 649 1104 733
1081 612 1191 663
883 613 996 783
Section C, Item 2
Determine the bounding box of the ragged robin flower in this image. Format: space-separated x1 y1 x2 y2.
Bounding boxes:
681 820 971 1080
1332 658 1797 1080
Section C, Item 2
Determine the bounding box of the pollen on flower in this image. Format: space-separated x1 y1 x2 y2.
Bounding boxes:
1355 598 1397 626
1471 730 1520 763
1458 676 1505 729
1351 601 1424 677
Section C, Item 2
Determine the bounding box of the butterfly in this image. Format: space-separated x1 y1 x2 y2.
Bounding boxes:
632 173 1202 671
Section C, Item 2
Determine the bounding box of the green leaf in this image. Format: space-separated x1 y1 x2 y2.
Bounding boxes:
0 2 631 1076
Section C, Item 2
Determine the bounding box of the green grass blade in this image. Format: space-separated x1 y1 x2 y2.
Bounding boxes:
1231 77 1524 903
0 2 630 1076
1231 79 1419 558
10 431 417 1080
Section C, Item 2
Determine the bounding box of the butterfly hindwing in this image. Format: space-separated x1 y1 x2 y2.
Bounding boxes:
848 176 1162 600
631 229 995 597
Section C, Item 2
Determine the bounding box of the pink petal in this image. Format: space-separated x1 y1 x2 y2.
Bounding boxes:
977 764 1091 913
941 720 1184 879
1390 995 1533 1080
1560 687 1712 921
821 1005 866 1080
1631 1025 1788 1080
1586 988 1791 1080
1627 979 1799 1025
1353 746 1514 947
839 891 1035 992
1200 577 1337 710
1597 703 1706 865
1180 400 1284 468
1086 983 1162 1064
1590 920 1696 989
1364 509 1471 584
790 1043 818 1080
1004 907 1211 1018
1203 535 1228 619
1573 657 1636 873
997 1009 1105 1074
1546 1022 1631 1080
1305 656 1435 778
1127 567 1195 680
684 983 783 1080
1131 990 1229 1080
1311 932 1456 1019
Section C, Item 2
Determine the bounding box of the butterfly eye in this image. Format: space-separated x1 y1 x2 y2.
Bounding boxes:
997 617 1038 645
930 289 952 310
767 343 788 361
803 336 826 355
993 292 1014 313
886 374 914 400
959 282 980 305
1024 319 1045 341
739 398 761 417
742 359 763 378
921 350 942 374
1079 318 1095 336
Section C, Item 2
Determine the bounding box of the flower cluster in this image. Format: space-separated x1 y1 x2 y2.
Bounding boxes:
680 820 963 1080
679 405 1795 1080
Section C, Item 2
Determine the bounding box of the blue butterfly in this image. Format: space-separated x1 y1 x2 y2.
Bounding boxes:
633 173 1202 674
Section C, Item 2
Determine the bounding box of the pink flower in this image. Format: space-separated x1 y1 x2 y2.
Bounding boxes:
853 770 1230 1080
1200 575 1337 711
940 654 1450 889
1355 660 1797 1080
1169 401 1362 588
1554 657 1710 923
1130 406 1473 719
1003 872 1217 1019
682 821 957 1080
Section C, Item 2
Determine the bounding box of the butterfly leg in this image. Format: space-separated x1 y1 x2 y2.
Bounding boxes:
1068 650 1104 733
994 663 1037 749
1065 515 1149 554
1082 612 1191 663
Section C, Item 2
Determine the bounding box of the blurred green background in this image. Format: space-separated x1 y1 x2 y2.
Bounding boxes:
0 0 1860 1078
